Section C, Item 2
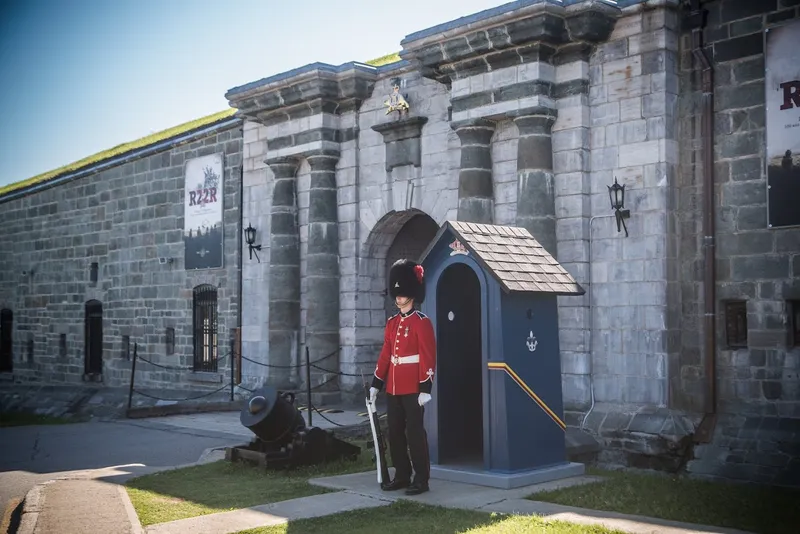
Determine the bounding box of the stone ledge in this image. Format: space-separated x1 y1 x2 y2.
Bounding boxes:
400 1 620 86
126 400 243 419
371 116 429 172
226 65 377 124
187 371 224 384
573 405 700 472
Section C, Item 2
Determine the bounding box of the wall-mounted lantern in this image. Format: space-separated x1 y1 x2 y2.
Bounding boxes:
608 177 631 237
244 223 262 262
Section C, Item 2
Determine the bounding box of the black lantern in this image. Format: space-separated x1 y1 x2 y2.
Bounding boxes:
244 223 262 262
607 177 631 237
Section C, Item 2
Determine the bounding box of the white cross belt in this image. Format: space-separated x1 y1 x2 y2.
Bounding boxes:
391 354 419 365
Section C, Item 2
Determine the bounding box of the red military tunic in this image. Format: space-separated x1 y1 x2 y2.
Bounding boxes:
372 309 437 396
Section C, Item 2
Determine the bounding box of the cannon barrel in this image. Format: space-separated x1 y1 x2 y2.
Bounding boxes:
229 385 362 470
239 387 306 448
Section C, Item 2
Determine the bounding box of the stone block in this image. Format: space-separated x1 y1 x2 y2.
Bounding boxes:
618 140 660 167
608 76 651 103
603 56 642 85
554 149 590 173
621 120 648 144
620 97 643 122
591 147 618 171
720 0 778 23
731 256 791 281
714 33 764 63
552 128 590 153
592 102 620 127
721 181 766 207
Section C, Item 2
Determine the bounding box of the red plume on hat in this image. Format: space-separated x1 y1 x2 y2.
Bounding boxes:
389 259 426 303
414 265 424 283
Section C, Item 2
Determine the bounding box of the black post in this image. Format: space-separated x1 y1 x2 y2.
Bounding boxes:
306 346 312 427
230 338 235 402
127 343 138 412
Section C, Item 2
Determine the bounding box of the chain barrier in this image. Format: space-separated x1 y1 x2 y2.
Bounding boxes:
309 363 365 377
239 348 337 369
135 351 230 373
308 403 370 428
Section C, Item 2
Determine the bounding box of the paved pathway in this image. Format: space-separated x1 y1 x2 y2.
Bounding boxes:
145 492 390 534
137 405 370 438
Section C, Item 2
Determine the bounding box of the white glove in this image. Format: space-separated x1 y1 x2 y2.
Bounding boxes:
418 393 431 406
369 387 378 403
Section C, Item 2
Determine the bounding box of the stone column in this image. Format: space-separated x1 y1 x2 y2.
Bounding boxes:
452 118 496 223
265 157 300 388
305 149 341 387
513 107 558 257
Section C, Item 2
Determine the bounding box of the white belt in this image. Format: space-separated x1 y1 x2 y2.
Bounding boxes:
391 354 419 365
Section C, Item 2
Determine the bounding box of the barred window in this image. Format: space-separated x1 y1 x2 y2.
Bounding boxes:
789 301 800 348
1 309 12 372
724 300 748 349
192 285 218 372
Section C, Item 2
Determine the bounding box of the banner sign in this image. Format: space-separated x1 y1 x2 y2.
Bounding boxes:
766 18 800 228
184 153 224 269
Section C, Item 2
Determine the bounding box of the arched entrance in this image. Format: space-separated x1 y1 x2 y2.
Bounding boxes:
436 262 483 466
84 300 103 376
383 213 439 318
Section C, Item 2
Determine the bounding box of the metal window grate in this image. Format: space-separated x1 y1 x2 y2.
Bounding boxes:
84 300 103 375
193 285 218 372
790 301 800 348
724 300 748 349
0 309 12 372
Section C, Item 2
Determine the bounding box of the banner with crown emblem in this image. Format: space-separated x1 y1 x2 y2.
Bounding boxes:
183 153 224 270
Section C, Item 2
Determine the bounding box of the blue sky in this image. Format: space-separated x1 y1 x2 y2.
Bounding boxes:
0 0 507 188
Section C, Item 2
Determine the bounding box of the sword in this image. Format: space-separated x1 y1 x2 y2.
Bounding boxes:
362 371 390 487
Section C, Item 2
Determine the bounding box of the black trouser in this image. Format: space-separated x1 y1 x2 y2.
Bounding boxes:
386 393 430 484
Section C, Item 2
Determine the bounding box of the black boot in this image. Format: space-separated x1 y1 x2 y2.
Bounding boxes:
381 478 410 491
404 481 429 495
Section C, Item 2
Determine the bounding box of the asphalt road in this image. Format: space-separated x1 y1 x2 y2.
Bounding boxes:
0 417 245 519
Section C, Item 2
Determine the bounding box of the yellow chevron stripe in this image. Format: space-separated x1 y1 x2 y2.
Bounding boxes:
488 362 566 431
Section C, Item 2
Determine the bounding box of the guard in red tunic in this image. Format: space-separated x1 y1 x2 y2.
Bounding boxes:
370 258 436 495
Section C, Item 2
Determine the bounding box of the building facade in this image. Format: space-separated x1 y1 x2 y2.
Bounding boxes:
1 0 798 485
0 112 244 393
227 0 799 484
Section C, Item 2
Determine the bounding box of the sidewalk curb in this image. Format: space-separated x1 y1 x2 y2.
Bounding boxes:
17 481 51 534
117 485 144 534
13 444 228 534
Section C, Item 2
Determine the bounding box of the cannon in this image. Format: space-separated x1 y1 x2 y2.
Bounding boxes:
225 386 361 470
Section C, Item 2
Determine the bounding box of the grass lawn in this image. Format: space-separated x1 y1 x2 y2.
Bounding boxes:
233 501 626 534
126 439 375 526
0 411 83 427
529 467 800 534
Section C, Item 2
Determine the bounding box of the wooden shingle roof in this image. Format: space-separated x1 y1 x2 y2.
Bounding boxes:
425 220 585 296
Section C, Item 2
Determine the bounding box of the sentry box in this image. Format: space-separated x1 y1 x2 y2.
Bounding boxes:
418 221 586 489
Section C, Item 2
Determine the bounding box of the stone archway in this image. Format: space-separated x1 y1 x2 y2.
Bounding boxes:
353 209 440 368
382 214 440 318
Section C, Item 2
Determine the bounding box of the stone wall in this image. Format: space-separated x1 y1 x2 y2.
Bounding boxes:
675 0 800 486
0 118 243 393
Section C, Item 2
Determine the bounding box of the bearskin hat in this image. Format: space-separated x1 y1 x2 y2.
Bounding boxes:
389 259 425 303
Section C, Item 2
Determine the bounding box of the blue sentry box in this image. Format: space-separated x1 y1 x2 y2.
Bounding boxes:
418 221 586 489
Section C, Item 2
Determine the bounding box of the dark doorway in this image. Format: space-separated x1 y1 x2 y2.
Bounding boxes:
384 214 439 319
84 300 103 375
436 262 483 465
0 309 12 372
